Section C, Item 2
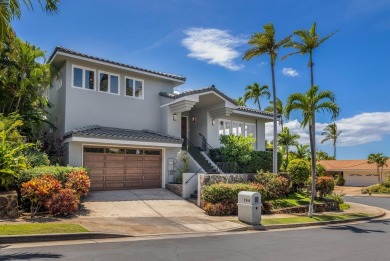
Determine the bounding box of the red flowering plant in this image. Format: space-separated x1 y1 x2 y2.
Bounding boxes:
47 189 79 216
21 175 62 218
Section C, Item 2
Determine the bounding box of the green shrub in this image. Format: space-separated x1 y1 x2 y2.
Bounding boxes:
26 149 50 167
287 159 311 186
18 166 88 187
383 177 390 188
316 164 326 176
243 151 282 173
325 192 345 204
204 202 237 216
47 188 80 216
316 176 335 197
254 172 290 199
335 174 345 186
203 183 265 204
208 148 224 162
219 134 255 172
363 184 390 194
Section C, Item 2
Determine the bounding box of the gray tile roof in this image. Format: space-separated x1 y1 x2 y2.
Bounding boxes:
48 46 186 82
160 85 276 117
64 126 183 144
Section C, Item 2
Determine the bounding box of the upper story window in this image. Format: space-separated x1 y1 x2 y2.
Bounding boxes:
98 71 120 95
125 77 144 99
72 65 95 90
219 119 256 139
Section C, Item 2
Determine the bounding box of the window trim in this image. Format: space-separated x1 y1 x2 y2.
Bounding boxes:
97 70 120 96
218 119 256 139
71 65 96 91
124 76 144 100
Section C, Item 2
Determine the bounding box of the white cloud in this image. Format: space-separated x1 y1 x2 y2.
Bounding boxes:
282 67 299 77
266 112 390 147
182 28 245 71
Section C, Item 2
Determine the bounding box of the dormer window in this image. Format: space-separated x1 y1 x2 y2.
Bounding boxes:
125 77 144 99
72 65 95 90
99 71 120 95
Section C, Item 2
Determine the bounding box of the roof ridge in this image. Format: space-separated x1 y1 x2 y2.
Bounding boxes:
48 46 186 81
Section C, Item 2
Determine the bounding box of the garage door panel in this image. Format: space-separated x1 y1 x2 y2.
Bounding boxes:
345 173 378 186
84 147 162 190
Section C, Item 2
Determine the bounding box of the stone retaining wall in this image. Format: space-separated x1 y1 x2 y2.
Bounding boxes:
0 191 19 218
166 183 182 197
267 200 340 215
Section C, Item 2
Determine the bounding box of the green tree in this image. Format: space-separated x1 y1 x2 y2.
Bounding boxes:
0 33 53 140
264 98 285 129
277 127 300 168
285 85 339 217
367 153 389 184
316 150 335 160
283 22 338 88
243 23 291 173
234 97 246 107
243 82 270 110
321 123 342 159
0 0 59 39
293 144 310 160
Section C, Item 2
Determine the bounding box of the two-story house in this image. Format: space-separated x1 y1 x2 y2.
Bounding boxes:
48 47 273 191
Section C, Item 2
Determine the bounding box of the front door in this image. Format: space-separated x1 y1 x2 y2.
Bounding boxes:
181 116 187 147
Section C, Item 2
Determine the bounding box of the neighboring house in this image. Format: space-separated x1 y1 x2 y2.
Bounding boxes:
320 160 390 186
47 47 273 191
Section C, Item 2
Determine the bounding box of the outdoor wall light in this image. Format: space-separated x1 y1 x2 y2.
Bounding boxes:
173 113 177 121
192 116 196 123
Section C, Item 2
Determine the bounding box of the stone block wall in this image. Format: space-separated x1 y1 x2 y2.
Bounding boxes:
166 183 182 197
0 191 19 218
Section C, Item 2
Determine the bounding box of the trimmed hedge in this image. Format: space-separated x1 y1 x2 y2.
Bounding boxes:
254 172 290 199
18 166 88 187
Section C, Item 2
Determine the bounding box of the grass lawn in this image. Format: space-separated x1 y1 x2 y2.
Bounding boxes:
0 223 89 235
269 193 322 209
261 213 370 225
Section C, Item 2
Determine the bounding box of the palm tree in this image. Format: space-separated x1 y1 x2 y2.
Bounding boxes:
367 153 389 184
265 98 285 129
243 23 291 173
321 123 342 159
234 97 246 107
277 127 300 167
293 144 310 160
243 82 270 110
285 85 339 217
0 0 59 39
283 22 338 88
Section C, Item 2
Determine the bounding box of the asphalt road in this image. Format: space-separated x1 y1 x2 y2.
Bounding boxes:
1 197 389 261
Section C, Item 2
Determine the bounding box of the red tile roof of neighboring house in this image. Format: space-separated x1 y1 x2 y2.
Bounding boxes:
319 160 390 171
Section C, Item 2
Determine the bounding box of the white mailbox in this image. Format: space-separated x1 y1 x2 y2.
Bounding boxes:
237 191 262 225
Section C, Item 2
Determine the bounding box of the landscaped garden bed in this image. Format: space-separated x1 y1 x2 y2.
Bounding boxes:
0 223 88 235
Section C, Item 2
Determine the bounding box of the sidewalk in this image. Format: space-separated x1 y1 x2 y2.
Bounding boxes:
335 186 390 198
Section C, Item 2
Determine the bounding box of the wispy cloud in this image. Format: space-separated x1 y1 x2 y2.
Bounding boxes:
266 112 390 147
181 28 245 71
282 67 299 77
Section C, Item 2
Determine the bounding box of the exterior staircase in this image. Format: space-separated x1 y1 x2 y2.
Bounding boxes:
187 144 219 174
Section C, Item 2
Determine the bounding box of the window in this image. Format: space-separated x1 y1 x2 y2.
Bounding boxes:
125 77 144 99
106 148 125 154
84 147 105 153
98 71 120 95
219 119 256 138
72 65 96 90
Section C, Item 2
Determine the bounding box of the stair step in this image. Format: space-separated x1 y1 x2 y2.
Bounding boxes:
190 193 198 198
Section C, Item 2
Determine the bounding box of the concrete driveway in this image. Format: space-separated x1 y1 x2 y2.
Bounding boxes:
76 189 244 235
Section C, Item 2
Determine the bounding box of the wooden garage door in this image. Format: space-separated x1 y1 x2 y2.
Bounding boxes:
83 147 162 190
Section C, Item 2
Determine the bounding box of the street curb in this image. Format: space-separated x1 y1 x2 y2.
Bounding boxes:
346 194 390 199
226 209 387 232
0 232 130 244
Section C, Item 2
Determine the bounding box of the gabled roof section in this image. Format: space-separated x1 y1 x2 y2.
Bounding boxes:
64 125 182 144
48 46 186 82
160 85 275 118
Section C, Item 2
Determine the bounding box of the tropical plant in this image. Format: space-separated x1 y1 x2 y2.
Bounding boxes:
0 34 54 140
316 150 335 160
264 98 285 129
0 0 60 39
292 144 310 160
321 123 342 159
287 159 311 188
277 127 300 168
283 22 338 88
285 85 339 217
177 150 190 183
367 153 389 183
243 23 291 173
243 82 270 110
219 134 255 172
316 176 335 198
65 169 91 197
0 114 31 189
233 97 246 107
46 188 79 216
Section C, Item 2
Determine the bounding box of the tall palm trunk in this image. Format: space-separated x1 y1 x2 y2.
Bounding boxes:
271 61 278 174
333 141 336 159
308 51 316 217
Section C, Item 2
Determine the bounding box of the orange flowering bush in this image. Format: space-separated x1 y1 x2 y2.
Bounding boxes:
46 189 79 216
21 175 62 217
65 169 91 197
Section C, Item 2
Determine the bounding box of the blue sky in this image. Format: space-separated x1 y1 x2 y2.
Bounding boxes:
12 0 390 159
